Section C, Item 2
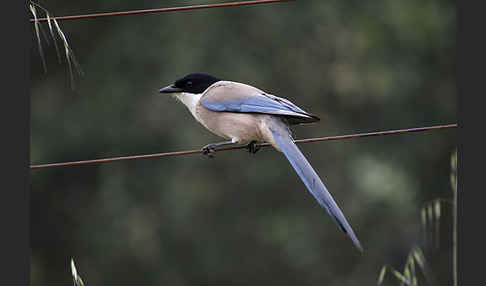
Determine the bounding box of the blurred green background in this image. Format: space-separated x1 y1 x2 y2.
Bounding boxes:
30 0 456 285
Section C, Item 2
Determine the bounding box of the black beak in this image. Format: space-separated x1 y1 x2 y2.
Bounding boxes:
159 84 182 93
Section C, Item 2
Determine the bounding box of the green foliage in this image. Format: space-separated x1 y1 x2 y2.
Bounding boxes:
378 150 457 285
377 246 431 286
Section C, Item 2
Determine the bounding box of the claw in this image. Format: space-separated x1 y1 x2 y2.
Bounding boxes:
202 145 217 158
246 141 261 154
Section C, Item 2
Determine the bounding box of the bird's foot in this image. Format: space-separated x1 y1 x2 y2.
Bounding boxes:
200 140 235 158
246 141 261 154
201 144 217 158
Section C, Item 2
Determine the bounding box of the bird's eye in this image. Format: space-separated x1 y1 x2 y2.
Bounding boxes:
186 81 193 86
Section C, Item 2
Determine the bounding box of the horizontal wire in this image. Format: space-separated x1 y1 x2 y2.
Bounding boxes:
30 123 457 170
29 0 295 22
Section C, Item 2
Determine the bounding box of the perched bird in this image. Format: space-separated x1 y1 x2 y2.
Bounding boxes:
160 73 362 251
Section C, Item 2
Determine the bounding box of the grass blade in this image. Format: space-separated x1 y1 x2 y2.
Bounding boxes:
29 4 47 73
408 254 417 286
435 200 441 249
427 204 434 249
30 1 83 89
377 266 387 285
391 269 411 286
46 13 62 63
53 18 76 88
421 207 427 246
403 267 411 286
70 258 85 286
412 247 434 284
451 150 458 286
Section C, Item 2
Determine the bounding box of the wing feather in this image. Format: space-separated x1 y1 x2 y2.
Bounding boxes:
201 81 319 124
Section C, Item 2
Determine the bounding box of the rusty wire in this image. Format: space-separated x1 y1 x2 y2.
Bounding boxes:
30 124 457 170
29 0 295 22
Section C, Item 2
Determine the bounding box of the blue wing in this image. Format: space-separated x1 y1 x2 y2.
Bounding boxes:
201 92 319 124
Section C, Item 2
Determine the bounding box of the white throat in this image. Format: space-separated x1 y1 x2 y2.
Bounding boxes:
174 92 202 119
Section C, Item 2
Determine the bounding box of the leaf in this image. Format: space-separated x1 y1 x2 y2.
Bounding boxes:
420 207 426 227
408 254 417 286
70 258 78 281
435 200 441 248
377 266 387 285
403 267 411 286
412 247 425 269
427 204 434 231
70 258 85 286
391 269 411 286
421 207 427 245
434 200 441 220
451 150 457 172
450 150 458 194
412 247 433 284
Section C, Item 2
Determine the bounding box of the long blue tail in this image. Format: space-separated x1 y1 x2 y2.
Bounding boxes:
271 128 363 251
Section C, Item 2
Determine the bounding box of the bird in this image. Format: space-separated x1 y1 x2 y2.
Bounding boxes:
159 72 362 251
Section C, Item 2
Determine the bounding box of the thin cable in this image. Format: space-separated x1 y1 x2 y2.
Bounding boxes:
30 123 457 170
29 0 295 22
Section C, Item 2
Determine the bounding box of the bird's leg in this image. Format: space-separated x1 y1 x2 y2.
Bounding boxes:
246 141 262 154
201 140 234 158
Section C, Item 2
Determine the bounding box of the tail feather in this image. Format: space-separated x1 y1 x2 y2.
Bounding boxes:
270 127 363 252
